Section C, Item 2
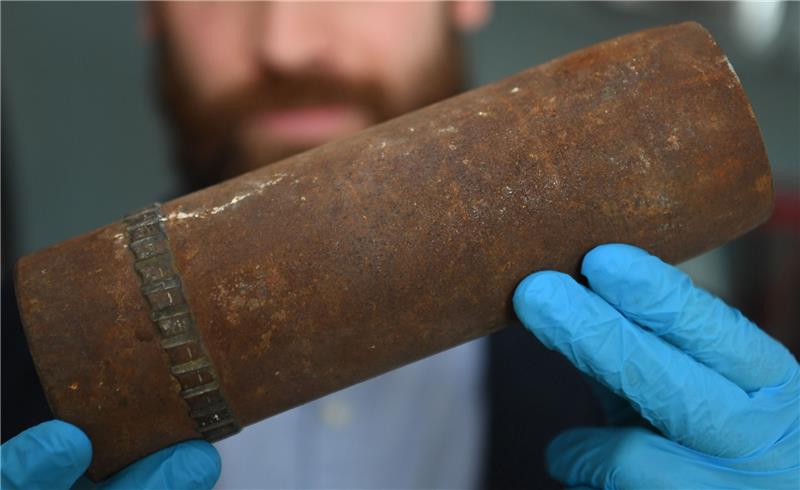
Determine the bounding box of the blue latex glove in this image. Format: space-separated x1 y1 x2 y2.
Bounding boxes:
513 244 800 489
1 420 221 490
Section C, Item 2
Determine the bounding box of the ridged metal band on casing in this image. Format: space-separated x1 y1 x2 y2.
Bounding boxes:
123 203 241 441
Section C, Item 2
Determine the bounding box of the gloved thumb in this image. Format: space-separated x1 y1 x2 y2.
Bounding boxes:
97 440 221 490
1 420 92 490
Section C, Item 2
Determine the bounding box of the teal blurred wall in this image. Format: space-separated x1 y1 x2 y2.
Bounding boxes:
3 2 174 260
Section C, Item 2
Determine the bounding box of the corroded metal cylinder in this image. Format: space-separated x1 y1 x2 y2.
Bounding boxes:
15 22 772 480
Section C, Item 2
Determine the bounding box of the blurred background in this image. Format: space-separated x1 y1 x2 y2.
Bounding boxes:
3 1 797 343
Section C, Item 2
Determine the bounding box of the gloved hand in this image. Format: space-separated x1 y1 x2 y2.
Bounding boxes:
513 244 800 489
1 420 221 490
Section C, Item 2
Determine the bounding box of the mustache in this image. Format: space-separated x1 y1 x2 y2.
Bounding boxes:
173 71 391 140
157 61 395 189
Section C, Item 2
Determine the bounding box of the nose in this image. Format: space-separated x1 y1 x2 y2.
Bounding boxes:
254 3 331 74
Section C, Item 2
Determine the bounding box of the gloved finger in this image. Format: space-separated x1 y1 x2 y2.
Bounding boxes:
98 440 220 490
547 426 800 490
1 420 91 490
513 271 750 457
582 244 798 392
546 427 660 488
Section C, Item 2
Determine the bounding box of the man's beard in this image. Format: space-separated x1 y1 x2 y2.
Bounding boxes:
155 31 464 191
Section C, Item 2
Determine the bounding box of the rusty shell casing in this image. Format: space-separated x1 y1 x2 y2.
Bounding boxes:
15 22 772 480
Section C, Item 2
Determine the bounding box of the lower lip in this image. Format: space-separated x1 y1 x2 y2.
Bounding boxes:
249 105 367 143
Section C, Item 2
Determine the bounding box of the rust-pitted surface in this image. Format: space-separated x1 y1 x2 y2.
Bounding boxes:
15 22 772 480
14 223 199 477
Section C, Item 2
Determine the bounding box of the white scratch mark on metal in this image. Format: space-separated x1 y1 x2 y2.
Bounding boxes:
719 55 740 84
168 173 290 220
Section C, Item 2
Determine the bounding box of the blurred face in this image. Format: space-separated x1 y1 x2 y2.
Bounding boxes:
151 2 489 189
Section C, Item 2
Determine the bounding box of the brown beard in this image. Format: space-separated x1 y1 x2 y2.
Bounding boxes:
154 25 464 191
